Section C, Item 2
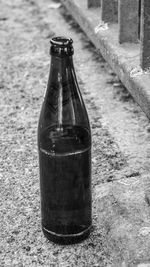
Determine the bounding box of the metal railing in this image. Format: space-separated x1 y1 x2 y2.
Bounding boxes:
88 0 150 71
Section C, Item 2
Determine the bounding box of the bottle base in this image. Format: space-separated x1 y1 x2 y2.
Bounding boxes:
42 225 92 245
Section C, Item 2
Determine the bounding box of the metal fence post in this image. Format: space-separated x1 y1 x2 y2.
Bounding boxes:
88 0 101 8
140 0 150 70
118 0 139 43
101 0 118 23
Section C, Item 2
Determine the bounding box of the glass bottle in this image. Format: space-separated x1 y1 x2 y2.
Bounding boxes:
38 37 92 244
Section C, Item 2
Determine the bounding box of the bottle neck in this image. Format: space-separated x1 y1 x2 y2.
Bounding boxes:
51 55 73 70
48 55 74 85
45 54 77 128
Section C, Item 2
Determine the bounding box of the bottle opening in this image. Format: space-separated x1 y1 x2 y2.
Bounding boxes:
50 36 74 56
50 36 73 47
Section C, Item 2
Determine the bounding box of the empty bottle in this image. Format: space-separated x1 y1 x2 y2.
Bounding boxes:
38 36 92 244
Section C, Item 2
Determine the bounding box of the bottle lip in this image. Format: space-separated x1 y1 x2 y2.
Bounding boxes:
50 36 74 57
50 36 73 47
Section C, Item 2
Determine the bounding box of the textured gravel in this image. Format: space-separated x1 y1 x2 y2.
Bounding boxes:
1 0 150 266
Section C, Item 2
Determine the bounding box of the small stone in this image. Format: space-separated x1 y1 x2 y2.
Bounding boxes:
17 127 24 131
48 3 61 9
23 246 31 252
92 157 97 164
12 230 19 235
137 263 150 267
106 175 114 182
88 242 95 248
139 227 150 236
113 82 122 88
106 78 115 85
53 250 59 256
145 190 150 206
7 236 15 243
146 125 150 133
108 69 116 76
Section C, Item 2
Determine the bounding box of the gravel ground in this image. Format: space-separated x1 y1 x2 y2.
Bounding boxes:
1 0 150 266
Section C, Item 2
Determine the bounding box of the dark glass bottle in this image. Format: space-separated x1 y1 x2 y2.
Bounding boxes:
38 37 92 244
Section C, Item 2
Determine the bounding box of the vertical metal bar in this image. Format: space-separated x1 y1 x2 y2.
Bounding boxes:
138 0 141 38
88 0 101 8
140 0 150 70
119 0 139 43
101 0 118 23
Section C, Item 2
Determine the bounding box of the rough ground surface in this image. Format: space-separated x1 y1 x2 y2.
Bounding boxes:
1 0 150 266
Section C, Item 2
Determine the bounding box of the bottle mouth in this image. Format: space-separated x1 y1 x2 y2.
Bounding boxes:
50 36 74 57
50 36 73 47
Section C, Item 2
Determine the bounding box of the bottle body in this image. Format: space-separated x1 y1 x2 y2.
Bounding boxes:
38 37 92 244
